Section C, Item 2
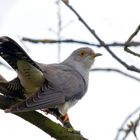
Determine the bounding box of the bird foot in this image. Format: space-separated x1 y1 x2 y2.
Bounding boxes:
60 113 69 122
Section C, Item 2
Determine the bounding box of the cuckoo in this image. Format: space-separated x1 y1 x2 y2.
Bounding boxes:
0 36 102 127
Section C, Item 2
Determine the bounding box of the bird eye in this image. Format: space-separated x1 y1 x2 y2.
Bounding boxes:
80 51 86 57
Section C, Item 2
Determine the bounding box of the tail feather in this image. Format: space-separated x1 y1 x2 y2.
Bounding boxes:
0 36 41 70
0 78 26 99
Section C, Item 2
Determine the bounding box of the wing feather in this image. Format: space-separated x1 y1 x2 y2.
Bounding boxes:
0 36 41 71
7 89 65 113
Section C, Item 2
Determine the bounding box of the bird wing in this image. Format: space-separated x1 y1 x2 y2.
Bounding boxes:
0 36 41 71
6 65 87 113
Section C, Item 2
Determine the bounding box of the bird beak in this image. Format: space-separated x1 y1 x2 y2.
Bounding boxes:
95 53 102 57
92 53 102 58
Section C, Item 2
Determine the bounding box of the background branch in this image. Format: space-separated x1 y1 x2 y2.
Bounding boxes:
115 105 140 140
61 0 140 73
125 24 140 57
22 37 140 48
56 0 62 62
91 68 140 82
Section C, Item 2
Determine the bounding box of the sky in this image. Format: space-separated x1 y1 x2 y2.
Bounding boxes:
0 0 140 140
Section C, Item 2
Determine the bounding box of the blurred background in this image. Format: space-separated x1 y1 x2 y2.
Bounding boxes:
0 0 140 140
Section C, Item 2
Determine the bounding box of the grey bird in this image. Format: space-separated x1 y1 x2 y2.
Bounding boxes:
0 36 102 124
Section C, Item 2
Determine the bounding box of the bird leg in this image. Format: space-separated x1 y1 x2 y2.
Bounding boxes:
60 113 69 122
59 113 74 129
42 108 73 128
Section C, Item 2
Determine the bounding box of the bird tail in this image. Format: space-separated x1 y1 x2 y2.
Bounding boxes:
0 78 26 99
0 36 40 70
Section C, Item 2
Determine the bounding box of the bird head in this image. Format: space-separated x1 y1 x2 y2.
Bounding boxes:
65 47 102 70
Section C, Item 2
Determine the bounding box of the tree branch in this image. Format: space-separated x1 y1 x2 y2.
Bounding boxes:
91 68 140 82
0 74 88 140
115 105 140 140
22 37 140 48
125 24 140 57
61 0 140 73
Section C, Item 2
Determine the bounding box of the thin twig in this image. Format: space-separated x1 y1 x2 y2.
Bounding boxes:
61 0 140 73
91 68 140 82
125 24 140 57
56 0 62 62
116 116 140 140
115 106 140 140
22 37 140 47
